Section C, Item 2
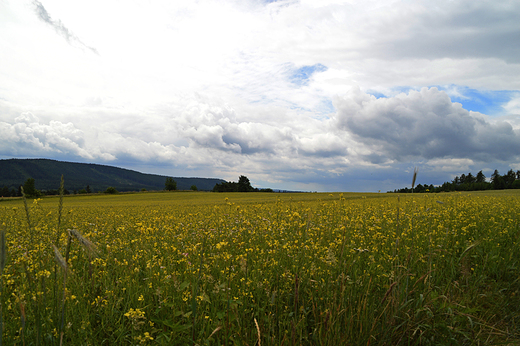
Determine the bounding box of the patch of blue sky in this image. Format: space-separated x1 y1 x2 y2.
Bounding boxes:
374 85 516 116
440 86 515 116
317 99 335 115
366 90 387 99
289 63 328 86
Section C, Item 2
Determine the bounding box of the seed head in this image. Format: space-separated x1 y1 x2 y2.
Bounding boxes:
412 167 419 190
68 229 98 256
52 244 68 271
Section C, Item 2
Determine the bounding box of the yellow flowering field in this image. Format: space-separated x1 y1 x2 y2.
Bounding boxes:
0 189 519 345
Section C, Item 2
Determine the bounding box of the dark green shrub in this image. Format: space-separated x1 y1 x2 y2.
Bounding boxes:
105 186 118 194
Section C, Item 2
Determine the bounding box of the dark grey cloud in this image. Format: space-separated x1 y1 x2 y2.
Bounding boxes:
334 87 520 163
374 1 520 63
33 0 99 55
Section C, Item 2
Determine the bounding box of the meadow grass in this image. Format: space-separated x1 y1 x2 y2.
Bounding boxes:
0 190 519 345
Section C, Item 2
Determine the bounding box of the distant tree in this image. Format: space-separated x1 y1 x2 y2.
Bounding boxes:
414 184 426 193
190 185 198 191
105 186 118 194
452 176 460 185
213 175 258 192
1 185 9 197
476 170 486 183
165 177 177 191
141 188 147 192
23 178 40 198
212 183 221 192
213 181 238 192
466 172 475 184
238 175 253 192
491 170 504 190
86 185 91 193
79 189 87 194
504 169 516 188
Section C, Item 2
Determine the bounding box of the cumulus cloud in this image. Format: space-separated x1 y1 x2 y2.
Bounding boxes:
503 94 520 116
334 87 520 163
0 113 99 159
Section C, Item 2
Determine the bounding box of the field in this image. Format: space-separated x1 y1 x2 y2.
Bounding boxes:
0 189 519 345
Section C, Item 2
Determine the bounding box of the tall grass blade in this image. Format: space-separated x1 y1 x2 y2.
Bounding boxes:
459 241 481 260
52 245 68 346
21 187 33 238
56 175 65 246
192 237 206 345
0 225 6 272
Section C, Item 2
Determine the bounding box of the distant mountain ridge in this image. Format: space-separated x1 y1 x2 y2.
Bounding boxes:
0 158 226 192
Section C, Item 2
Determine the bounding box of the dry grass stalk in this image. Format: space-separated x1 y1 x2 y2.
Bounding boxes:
208 325 222 339
413 271 432 288
412 167 419 192
52 245 68 272
380 282 397 305
68 229 98 256
254 318 261 346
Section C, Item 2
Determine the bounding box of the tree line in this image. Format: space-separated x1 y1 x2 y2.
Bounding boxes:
2 177 166 198
1 175 268 199
0 178 102 198
392 169 520 193
212 175 273 192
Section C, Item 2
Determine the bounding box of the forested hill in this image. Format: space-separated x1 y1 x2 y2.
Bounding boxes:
0 158 226 193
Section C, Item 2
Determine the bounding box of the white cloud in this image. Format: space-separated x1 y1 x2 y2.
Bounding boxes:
503 94 520 116
0 112 93 158
424 158 475 173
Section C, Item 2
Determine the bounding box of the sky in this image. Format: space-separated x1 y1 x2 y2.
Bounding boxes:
1 0 520 192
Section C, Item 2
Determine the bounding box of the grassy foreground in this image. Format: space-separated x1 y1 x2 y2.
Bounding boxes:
0 190 519 345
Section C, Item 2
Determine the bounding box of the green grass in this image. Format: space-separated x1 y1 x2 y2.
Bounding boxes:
0 190 519 345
